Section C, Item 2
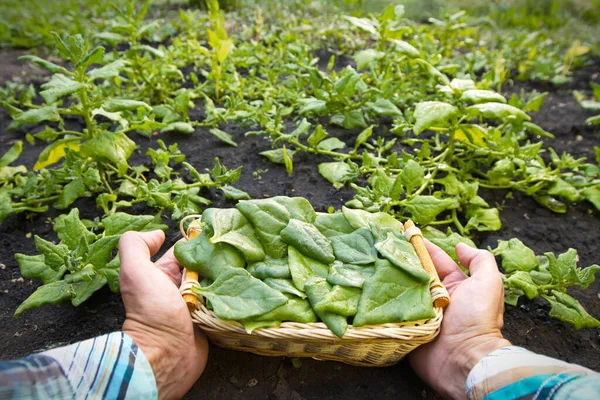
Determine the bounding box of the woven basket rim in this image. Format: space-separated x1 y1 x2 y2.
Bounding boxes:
185 282 446 342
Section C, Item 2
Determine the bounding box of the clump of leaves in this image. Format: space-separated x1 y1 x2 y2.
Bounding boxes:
14 208 166 315
493 238 600 329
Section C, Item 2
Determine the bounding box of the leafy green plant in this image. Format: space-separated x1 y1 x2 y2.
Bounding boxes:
14 208 166 315
493 238 600 329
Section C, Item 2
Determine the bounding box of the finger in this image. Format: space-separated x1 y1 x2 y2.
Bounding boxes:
119 230 166 273
424 239 466 281
456 243 499 277
155 244 184 286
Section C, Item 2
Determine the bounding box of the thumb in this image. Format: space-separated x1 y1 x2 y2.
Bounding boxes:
455 243 499 278
118 230 166 277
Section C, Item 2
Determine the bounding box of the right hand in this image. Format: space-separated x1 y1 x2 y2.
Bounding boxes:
408 242 511 400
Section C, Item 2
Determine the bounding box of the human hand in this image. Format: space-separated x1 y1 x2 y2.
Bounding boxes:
409 241 511 400
119 230 208 400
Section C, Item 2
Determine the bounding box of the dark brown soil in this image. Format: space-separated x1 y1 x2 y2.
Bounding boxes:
0 52 598 399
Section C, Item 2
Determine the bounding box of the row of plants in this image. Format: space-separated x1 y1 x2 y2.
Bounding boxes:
0 0 598 328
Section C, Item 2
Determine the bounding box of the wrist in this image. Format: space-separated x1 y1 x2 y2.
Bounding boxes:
445 334 511 399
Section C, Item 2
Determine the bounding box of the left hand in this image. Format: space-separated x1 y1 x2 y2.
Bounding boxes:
119 230 208 400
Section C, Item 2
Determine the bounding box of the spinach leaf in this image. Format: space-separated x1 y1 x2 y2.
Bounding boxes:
314 212 355 238
329 228 377 265
305 278 348 337
242 297 317 333
375 234 431 282
174 230 245 280
280 219 335 264
341 207 404 242
545 291 600 329
54 209 95 251
492 238 539 272
287 246 329 291
15 254 66 284
236 198 290 258
202 208 265 262
353 259 435 327
327 261 374 288
247 258 291 279
194 268 288 320
313 285 361 317
14 281 75 317
264 278 306 299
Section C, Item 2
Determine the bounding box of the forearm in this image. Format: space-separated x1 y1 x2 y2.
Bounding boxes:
0 332 157 400
467 346 599 400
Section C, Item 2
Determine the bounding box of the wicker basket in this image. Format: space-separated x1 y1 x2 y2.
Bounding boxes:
179 219 449 367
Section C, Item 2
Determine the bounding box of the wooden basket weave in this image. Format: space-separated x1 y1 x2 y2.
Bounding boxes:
179 219 449 367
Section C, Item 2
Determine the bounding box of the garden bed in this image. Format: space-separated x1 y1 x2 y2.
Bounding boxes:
0 50 598 399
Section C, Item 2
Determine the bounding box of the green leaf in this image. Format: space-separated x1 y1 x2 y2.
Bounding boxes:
582 186 600 210
264 278 306 299
220 185 250 200
390 39 420 58
353 125 374 152
247 258 291 279
202 208 265 262
305 278 348 337
354 49 385 70
330 228 376 265
548 178 581 202
522 122 555 138
102 213 155 235
14 281 75 316
422 227 475 268
194 268 288 320
492 239 538 273
236 199 290 258
102 99 152 112
55 178 86 209
175 230 245 280
281 219 334 264
0 191 13 223
15 254 66 284
534 195 567 213
81 132 135 176
465 206 502 232
466 103 531 122
545 249 580 285
54 209 95 250
327 261 373 288
586 115 600 125
210 128 237 147
366 98 402 118
71 274 107 306
34 236 69 271
298 98 327 115
314 212 355 239
19 55 72 75
460 90 507 104
404 196 458 224
353 259 435 327
87 236 120 268
161 122 195 134
341 207 404 242
87 59 129 80
318 161 358 189
288 246 329 291
545 291 600 329
282 146 294 176
260 148 295 164
401 160 424 193
313 285 361 317
317 137 346 151
12 104 61 129
375 234 431 281
40 74 85 104
0 141 23 167
506 271 539 300
244 297 317 331
307 125 328 148
413 101 459 134
342 16 379 36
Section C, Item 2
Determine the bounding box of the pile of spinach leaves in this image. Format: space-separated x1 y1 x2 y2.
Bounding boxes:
175 196 435 337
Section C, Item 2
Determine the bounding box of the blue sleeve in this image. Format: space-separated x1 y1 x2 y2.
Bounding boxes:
466 346 600 400
0 332 157 400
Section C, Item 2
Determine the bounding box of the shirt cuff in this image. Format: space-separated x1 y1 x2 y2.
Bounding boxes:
466 346 596 400
42 331 158 399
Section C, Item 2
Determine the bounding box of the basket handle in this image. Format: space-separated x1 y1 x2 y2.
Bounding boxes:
403 220 450 309
180 217 203 312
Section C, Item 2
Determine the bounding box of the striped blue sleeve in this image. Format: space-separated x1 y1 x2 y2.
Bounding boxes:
466 346 600 400
0 332 157 400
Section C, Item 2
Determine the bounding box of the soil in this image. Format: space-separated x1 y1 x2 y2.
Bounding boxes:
0 51 599 400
